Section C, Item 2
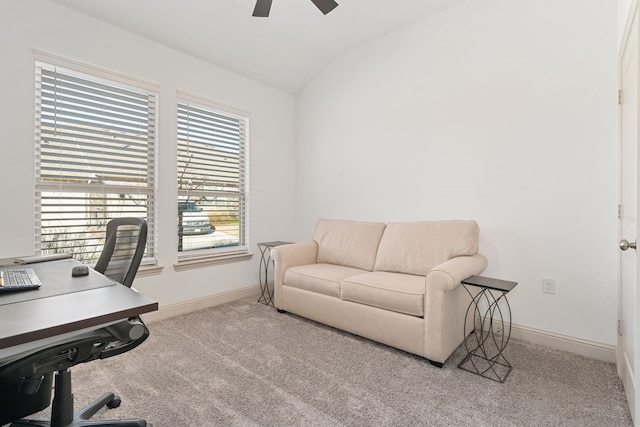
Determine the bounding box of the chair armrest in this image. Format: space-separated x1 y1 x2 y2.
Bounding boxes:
271 242 318 309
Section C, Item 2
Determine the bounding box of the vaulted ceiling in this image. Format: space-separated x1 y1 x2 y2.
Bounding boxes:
50 0 468 94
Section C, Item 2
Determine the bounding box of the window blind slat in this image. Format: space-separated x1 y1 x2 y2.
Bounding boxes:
41 69 151 102
39 90 151 120
40 133 150 152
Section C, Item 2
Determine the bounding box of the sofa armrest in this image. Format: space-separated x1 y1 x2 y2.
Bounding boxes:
422 254 487 363
271 242 318 309
425 254 488 292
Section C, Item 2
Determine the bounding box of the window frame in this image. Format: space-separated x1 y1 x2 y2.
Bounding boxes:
34 51 159 267
174 91 251 269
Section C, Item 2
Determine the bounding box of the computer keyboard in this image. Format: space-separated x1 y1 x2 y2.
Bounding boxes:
0 268 42 292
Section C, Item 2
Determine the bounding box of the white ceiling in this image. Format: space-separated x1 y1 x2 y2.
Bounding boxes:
49 0 467 94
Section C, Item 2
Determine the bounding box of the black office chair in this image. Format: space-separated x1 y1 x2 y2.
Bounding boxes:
94 217 148 289
0 218 152 427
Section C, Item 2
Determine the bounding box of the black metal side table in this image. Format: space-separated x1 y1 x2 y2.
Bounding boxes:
257 241 291 306
458 275 518 383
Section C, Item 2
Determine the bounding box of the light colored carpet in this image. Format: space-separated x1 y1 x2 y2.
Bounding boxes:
27 297 632 426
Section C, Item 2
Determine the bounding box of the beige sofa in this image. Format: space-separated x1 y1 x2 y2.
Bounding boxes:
271 219 487 366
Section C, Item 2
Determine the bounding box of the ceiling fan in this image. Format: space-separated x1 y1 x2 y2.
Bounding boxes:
252 0 339 17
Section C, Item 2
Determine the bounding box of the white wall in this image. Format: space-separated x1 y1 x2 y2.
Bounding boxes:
296 0 619 346
619 0 634 48
0 0 296 307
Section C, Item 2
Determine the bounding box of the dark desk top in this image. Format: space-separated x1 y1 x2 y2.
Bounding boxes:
461 275 518 293
0 259 115 306
0 258 158 350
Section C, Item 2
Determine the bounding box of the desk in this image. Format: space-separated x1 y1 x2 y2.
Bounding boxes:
0 258 158 352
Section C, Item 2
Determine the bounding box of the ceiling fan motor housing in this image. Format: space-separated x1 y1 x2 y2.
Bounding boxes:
253 0 338 17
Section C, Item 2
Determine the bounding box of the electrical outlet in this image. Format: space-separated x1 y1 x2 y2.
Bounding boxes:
542 277 556 295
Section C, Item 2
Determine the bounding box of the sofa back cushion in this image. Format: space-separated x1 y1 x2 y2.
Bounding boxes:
373 220 479 276
313 219 386 271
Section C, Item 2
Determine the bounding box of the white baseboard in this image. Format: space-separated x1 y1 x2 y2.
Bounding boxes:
142 285 261 323
143 288 616 364
509 322 616 363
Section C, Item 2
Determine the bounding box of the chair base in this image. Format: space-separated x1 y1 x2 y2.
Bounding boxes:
10 370 151 427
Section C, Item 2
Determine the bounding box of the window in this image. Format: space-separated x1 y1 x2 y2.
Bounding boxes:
35 56 157 264
177 93 249 261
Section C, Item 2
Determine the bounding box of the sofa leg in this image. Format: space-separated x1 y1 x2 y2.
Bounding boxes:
277 309 287 314
429 360 444 368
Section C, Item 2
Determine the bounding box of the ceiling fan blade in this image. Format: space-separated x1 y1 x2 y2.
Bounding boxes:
310 0 339 15
252 0 273 17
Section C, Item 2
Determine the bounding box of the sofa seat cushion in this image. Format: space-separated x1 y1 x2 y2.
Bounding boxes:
341 272 425 317
284 263 369 298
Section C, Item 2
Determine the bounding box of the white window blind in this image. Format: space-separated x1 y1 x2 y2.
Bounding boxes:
35 61 156 264
177 96 249 256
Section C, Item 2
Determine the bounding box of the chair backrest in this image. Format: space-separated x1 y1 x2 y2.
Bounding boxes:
0 372 52 425
94 217 147 288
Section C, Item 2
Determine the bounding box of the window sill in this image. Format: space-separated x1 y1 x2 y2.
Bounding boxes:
136 263 164 277
174 251 253 272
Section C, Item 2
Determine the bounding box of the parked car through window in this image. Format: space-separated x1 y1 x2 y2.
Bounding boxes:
178 201 214 235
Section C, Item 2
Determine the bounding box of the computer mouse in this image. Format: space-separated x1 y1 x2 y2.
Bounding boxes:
71 265 89 277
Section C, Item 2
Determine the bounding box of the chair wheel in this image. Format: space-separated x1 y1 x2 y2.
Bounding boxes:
107 396 121 409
